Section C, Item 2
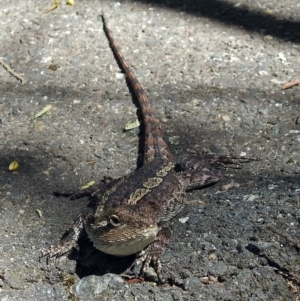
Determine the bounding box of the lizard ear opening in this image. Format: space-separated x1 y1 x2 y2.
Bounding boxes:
109 214 121 227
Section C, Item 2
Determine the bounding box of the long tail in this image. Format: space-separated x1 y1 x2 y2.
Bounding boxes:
101 14 173 164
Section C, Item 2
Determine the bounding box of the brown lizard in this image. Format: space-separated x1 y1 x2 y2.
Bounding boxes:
42 14 255 282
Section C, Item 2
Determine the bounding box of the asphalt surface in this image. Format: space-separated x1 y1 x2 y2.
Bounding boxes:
0 0 300 300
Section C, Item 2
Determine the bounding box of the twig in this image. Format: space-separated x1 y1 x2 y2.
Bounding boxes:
0 58 26 83
43 0 59 14
43 4 59 13
282 79 300 90
267 224 300 249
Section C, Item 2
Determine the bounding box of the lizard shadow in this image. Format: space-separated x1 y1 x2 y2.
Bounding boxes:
70 233 136 278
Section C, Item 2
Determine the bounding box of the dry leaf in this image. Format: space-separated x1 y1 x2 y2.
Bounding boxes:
9 161 19 171
126 278 144 284
124 119 140 130
200 276 219 284
80 181 95 190
36 209 43 218
34 105 53 119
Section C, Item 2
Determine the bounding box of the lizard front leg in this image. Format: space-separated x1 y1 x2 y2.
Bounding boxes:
128 222 171 283
41 211 87 258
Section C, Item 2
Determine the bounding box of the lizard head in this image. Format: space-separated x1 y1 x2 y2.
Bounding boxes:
85 204 158 256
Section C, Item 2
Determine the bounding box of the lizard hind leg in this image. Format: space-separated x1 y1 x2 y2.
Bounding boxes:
180 154 257 170
178 154 257 191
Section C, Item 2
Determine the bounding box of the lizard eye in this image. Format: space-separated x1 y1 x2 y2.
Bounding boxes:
109 215 121 227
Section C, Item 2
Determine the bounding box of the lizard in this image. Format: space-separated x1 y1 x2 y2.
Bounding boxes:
42 13 255 282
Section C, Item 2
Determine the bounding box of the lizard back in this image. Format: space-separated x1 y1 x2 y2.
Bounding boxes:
44 14 255 282
101 14 173 164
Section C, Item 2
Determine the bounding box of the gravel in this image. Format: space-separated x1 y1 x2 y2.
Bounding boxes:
0 0 300 300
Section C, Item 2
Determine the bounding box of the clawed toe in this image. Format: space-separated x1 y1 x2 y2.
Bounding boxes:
205 155 258 169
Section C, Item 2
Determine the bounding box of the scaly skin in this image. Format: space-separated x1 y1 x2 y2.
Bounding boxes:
42 13 255 283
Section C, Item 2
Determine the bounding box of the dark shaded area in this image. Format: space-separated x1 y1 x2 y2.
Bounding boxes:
1 1 299 298
0 149 53 199
131 0 300 43
74 236 136 278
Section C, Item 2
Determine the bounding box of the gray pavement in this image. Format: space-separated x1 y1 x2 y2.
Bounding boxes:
0 0 300 300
